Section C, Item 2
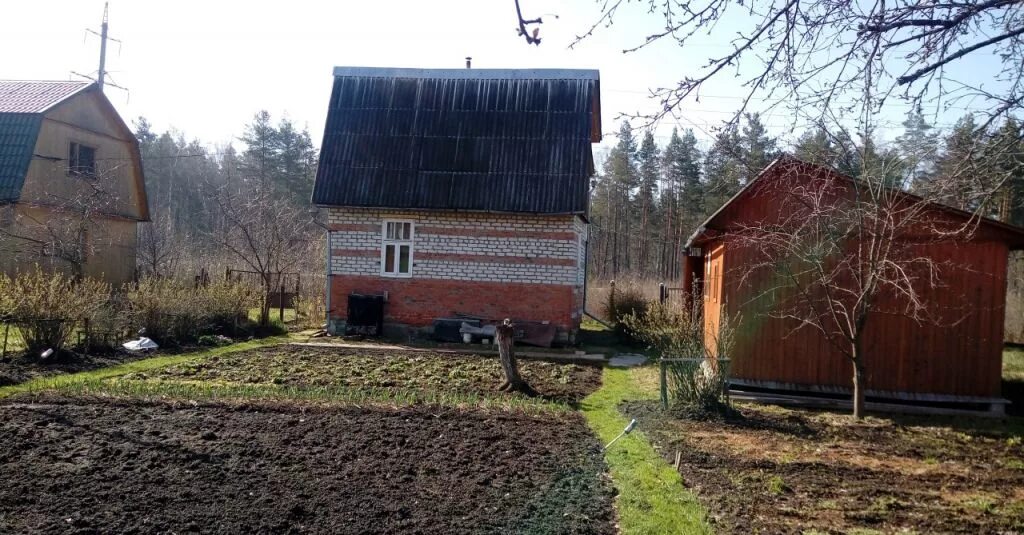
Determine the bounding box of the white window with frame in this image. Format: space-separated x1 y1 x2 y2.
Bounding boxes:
381 220 414 277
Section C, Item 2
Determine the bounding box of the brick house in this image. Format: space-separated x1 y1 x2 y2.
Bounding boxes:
312 67 601 342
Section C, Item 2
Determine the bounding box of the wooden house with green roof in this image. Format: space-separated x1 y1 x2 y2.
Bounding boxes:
0 80 148 284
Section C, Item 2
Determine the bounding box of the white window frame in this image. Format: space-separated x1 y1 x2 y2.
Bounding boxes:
380 219 415 278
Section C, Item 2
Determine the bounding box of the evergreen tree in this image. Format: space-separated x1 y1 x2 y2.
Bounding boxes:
895 106 938 192
239 110 280 186
605 121 639 274
276 117 318 205
933 114 984 209
636 131 660 273
987 119 1024 225
703 125 744 216
740 113 779 184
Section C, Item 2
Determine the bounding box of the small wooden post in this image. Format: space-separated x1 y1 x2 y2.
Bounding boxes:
609 279 616 317
659 282 667 305
660 359 669 410
279 284 286 322
1 321 9 360
83 317 90 356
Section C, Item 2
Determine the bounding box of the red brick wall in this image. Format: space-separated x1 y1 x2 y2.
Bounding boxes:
330 275 575 330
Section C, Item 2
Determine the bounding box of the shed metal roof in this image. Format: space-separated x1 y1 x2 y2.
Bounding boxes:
313 66 600 214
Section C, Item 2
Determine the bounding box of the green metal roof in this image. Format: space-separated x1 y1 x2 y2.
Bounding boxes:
0 113 42 202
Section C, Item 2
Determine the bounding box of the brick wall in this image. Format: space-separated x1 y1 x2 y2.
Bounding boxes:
327 207 587 336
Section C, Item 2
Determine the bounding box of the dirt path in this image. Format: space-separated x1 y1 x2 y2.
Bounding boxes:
0 398 615 534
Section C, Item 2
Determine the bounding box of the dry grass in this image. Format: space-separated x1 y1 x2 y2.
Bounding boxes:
586 278 666 321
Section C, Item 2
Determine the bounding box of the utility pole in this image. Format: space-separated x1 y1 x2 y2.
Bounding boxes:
73 2 124 94
97 2 108 90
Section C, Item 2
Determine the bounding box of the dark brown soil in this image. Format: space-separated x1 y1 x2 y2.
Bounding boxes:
624 400 1024 534
0 350 154 387
0 397 614 534
130 345 603 405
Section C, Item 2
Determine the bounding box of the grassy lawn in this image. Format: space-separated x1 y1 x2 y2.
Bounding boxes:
1006 345 1024 382
581 366 711 535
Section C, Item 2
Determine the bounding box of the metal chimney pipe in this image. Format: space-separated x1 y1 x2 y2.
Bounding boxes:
465 57 472 69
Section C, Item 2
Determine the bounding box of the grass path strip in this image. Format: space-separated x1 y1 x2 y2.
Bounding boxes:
581 367 711 535
0 336 291 399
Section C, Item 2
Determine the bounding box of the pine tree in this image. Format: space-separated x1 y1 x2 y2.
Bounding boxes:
740 113 779 184
636 131 660 274
895 106 938 192
703 125 744 217
601 121 639 276
934 114 984 209
987 119 1024 225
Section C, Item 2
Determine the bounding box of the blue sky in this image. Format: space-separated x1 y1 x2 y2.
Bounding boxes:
0 0 1001 156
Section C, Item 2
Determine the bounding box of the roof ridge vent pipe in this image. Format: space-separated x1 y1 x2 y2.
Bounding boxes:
465 57 472 69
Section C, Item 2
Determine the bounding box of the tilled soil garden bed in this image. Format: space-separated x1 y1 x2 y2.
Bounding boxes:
127 345 602 404
0 351 153 387
624 400 1024 534
0 398 615 534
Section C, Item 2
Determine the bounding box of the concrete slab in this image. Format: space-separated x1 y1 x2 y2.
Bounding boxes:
607 353 648 368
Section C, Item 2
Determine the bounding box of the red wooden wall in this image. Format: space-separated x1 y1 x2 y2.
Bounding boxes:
694 158 1016 399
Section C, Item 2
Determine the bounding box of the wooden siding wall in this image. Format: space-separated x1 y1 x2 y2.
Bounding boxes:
20 92 145 221
692 160 1015 399
721 238 1008 399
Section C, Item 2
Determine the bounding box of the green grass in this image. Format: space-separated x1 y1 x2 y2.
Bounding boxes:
0 336 291 399
0 323 27 354
1005 346 1024 382
580 367 711 535
42 376 565 414
248 307 297 324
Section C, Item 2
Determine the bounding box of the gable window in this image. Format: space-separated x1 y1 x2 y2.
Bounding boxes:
68 142 97 177
381 220 413 277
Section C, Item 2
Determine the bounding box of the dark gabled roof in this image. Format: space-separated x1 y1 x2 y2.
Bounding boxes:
312 67 601 214
686 155 1024 250
0 113 42 201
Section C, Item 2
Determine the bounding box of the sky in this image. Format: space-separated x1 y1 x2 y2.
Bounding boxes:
0 0 999 157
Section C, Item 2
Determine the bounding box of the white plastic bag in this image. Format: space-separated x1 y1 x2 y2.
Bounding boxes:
123 337 159 352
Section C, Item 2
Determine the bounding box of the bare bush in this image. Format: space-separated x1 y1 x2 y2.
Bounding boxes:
0 268 110 355
127 278 257 345
622 300 735 411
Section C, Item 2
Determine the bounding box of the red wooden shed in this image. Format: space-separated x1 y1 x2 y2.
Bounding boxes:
683 156 1024 412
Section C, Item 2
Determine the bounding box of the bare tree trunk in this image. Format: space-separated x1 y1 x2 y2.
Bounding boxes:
496 319 535 395
851 348 866 419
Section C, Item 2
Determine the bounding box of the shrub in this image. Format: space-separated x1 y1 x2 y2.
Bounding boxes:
0 268 110 355
127 278 257 345
621 301 735 412
604 282 649 343
293 292 326 329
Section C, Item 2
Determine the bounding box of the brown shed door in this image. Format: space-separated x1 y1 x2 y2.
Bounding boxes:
704 244 724 357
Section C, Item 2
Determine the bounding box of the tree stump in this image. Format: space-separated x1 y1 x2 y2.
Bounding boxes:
496 318 536 396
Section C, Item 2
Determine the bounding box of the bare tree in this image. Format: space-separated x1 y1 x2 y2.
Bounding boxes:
137 212 185 279
208 176 313 328
0 166 122 280
572 1 1024 129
